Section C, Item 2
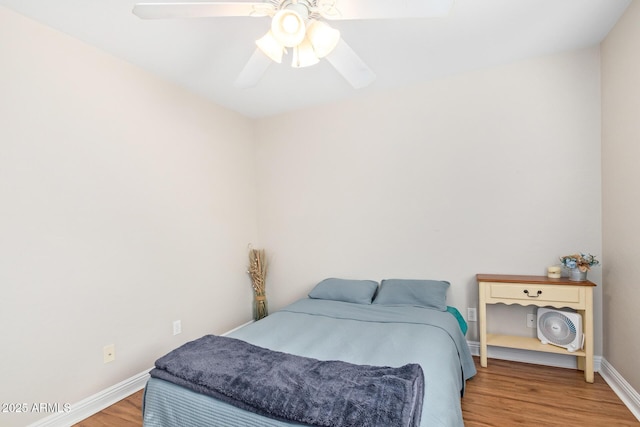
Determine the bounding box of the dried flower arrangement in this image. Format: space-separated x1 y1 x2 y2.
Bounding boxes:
559 253 600 272
248 247 268 320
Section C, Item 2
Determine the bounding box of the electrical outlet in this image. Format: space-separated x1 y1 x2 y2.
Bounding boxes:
103 344 115 363
467 308 477 322
527 313 537 329
173 320 182 335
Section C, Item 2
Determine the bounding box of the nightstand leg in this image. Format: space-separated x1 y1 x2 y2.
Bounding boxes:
479 283 488 367
583 289 594 383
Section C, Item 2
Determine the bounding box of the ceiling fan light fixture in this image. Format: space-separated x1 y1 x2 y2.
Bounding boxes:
306 19 340 58
256 31 285 63
271 9 306 47
291 36 319 68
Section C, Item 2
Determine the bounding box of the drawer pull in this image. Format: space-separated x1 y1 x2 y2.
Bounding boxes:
523 289 542 298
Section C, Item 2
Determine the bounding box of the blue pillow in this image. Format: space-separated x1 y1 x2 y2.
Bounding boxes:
308 278 379 305
372 279 450 311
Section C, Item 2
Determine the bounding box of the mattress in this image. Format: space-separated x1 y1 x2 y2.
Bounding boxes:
142 298 476 427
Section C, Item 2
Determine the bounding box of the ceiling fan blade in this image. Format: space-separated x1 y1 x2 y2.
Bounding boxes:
234 49 273 88
132 2 271 19
321 0 455 20
325 39 375 89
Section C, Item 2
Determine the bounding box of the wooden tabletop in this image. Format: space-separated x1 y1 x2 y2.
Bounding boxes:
476 273 597 287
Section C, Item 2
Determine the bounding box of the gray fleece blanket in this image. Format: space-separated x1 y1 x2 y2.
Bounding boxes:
150 334 424 427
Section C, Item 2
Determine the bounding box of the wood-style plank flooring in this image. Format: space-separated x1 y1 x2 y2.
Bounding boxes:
73 391 143 427
75 357 638 426
462 358 638 426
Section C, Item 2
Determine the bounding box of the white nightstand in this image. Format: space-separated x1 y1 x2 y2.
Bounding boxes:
477 273 595 383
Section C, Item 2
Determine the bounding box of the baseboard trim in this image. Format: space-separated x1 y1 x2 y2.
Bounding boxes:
29 321 256 427
28 369 150 427
599 358 640 421
221 320 254 336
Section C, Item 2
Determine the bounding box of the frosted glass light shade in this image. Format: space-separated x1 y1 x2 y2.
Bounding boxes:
271 9 306 47
307 20 340 58
256 31 284 63
291 37 319 68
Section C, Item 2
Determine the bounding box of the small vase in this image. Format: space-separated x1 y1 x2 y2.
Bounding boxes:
253 296 268 321
569 268 587 281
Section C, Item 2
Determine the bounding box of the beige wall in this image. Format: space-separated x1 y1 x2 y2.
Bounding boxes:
255 47 603 348
0 7 258 425
602 0 640 394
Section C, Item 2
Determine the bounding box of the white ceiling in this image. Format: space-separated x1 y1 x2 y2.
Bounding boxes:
0 0 631 118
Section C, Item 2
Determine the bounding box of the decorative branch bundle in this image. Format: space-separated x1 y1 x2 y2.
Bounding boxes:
248 248 268 320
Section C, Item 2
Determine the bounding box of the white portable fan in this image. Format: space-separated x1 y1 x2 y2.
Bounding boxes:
132 0 455 88
537 308 584 353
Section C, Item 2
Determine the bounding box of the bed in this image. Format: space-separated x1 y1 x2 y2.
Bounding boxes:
142 278 476 427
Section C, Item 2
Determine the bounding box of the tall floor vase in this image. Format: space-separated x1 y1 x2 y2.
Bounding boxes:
253 295 268 321
248 247 268 321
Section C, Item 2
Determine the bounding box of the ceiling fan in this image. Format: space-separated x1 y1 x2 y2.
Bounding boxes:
132 0 455 89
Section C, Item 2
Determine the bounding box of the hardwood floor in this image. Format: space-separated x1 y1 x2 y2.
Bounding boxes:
75 357 638 426
462 358 638 426
73 391 143 427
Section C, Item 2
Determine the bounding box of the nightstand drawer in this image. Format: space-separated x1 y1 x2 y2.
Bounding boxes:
489 283 581 303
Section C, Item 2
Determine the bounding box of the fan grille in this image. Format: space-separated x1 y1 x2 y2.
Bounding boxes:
539 311 577 346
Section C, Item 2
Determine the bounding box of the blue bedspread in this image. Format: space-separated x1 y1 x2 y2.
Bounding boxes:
143 298 476 427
